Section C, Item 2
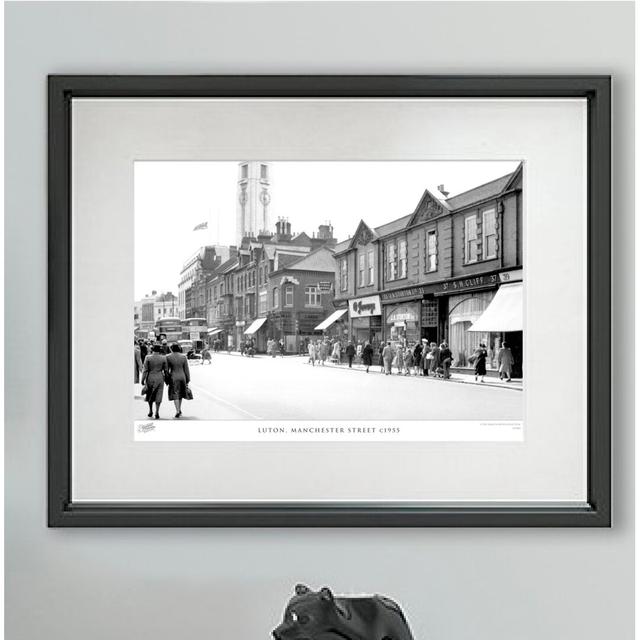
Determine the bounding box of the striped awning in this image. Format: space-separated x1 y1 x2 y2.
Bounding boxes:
244 317 267 335
468 283 523 332
314 308 348 331
207 328 223 335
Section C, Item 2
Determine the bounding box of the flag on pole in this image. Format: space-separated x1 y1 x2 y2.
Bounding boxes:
193 221 208 231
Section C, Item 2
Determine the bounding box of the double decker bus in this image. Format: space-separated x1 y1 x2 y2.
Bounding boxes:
154 317 182 343
181 317 208 352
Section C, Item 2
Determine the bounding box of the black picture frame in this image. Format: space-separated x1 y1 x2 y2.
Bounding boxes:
48 75 611 527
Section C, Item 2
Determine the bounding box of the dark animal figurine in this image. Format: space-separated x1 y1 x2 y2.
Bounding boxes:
272 584 414 640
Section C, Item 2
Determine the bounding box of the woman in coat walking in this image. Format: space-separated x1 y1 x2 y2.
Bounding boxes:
166 342 191 418
141 343 167 419
382 342 394 375
429 342 440 377
471 342 488 382
362 341 374 373
308 340 317 366
331 340 341 365
497 341 514 381
403 346 414 376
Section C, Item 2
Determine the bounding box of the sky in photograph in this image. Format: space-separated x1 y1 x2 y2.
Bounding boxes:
134 160 521 300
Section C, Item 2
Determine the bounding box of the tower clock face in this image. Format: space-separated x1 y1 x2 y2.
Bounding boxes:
260 190 271 206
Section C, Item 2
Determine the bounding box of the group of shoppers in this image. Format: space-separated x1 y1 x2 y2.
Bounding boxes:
379 339 453 378
134 340 191 419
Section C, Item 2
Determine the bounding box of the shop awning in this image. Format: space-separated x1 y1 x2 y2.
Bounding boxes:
314 308 348 331
244 317 267 335
468 283 523 332
207 328 223 335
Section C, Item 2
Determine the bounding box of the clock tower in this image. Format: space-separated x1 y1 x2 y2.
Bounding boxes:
236 161 272 244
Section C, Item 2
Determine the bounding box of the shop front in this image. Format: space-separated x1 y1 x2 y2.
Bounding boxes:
348 295 382 348
384 303 421 346
314 308 348 341
244 317 268 352
380 285 445 348
437 269 523 377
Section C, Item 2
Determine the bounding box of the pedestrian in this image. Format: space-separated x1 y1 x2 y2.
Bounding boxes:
429 342 440 377
379 343 385 373
166 342 191 418
201 346 212 364
393 344 405 375
498 341 514 381
279 338 285 357
161 339 170 355
239 339 246 356
345 341 356 368
318 339 328 365
403 345 414 375
141 343 167 419
440 342 452 379
134 339 143 384
412 340 423 376
332 340 342 365
382 341 394 375
308 340 317 366
470 342 488 382
139 339 148 363
420 339 430 376
362 340 374 373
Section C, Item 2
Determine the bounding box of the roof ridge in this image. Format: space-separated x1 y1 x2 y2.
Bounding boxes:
445 171 514 202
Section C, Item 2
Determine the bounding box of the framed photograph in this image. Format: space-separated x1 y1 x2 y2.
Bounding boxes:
48 75 610 527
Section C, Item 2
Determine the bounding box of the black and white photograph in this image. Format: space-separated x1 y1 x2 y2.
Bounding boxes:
134 160 524 441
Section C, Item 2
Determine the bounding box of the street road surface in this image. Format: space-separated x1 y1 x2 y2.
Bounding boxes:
136 353 523 421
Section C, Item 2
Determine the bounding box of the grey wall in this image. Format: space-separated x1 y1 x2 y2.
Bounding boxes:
5 2 634 639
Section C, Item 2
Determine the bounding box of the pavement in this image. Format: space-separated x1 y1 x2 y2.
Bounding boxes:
135 351 523 421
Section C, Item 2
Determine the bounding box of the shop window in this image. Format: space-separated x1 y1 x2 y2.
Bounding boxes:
358 254 365 287
285 285 294 307
305 285 321 307
273 288 279 308
465 215 478 264
482 209 497 259
367 250 374 285
426 230 437 272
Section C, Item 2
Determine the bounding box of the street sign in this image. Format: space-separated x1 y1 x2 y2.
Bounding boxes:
318 281 332 291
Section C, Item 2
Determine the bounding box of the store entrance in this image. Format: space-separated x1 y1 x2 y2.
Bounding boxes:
421 326 438 345
504 331 523 378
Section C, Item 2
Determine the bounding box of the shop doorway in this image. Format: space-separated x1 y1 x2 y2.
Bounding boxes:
504 331 523 378
421 326 438 345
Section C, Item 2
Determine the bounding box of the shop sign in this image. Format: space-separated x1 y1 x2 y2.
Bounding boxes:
437 273 499 295
349 295 381 318
499 269 523 283
386 305 419 324
318 281 332 291
381 285 431 302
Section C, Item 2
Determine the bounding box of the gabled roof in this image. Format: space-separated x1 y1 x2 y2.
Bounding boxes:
346 219 379 250
280 246 336 273
289 231 312 246
445 170 517 211
406 188 451 227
